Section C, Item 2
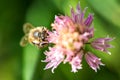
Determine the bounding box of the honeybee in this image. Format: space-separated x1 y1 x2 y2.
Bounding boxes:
20 23 49 48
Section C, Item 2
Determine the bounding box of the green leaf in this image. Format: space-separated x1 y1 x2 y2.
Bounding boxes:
23 45 39 80
86 0 120 28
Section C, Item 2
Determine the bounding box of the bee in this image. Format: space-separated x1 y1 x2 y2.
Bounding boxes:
20 23 49 48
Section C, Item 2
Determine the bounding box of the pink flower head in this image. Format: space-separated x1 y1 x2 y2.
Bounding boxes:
85 52 104 72
43 2 94 73
69 52 83 73
42 46 65 73
71 2 93 27
42 2 114 73
71 2 94 42
91 36 114 55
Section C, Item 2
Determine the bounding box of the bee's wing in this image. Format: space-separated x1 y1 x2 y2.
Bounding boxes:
20 35 28 47
23 23 34 34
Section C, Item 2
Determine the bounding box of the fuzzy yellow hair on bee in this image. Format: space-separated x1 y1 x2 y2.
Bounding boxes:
20 23 49 48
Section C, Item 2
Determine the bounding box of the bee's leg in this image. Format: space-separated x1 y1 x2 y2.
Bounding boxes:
39 41 49 47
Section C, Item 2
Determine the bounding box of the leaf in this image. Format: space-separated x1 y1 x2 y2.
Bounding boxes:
23 45 39 80
86 0 120 28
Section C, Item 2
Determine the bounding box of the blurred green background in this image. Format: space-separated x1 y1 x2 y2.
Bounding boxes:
0 0 120 80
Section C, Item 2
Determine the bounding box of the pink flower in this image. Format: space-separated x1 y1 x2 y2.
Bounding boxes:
85 52 104 72
91 36 114 55
42 46 65 73
70 2 94 43
43 2 94 73
42 2 113 73
69 52 83 73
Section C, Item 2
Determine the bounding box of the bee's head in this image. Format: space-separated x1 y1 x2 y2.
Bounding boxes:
28 27 48 46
